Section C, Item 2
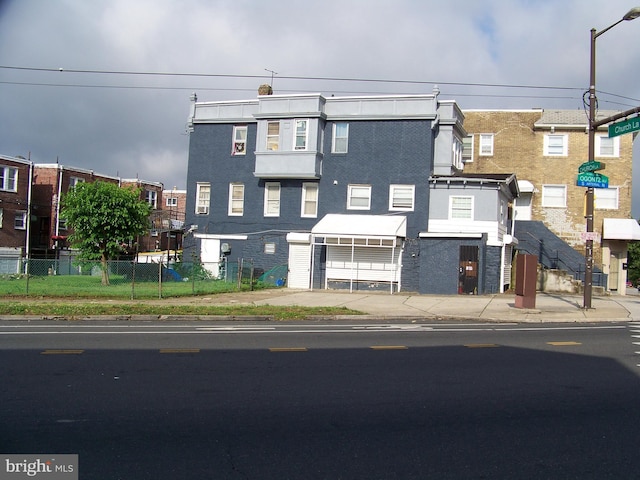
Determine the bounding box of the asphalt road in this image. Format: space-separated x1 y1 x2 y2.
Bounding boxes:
2 320 640 479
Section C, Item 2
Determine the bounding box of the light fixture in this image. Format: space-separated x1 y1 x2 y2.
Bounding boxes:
623 7 640 21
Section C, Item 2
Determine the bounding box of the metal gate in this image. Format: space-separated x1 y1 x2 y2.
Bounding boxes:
459 245 479 294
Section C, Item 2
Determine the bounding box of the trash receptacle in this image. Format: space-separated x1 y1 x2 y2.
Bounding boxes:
515 254 537 309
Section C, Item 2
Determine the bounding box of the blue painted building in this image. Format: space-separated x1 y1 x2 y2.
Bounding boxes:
184 88 518 294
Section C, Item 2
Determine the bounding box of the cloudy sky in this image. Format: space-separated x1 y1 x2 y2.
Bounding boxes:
1 0 640 213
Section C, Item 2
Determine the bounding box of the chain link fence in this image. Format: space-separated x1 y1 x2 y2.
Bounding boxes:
0 257 288 299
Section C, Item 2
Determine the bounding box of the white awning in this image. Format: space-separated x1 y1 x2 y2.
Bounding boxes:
602 218 640 240
312 214 407 239
517 180 535 193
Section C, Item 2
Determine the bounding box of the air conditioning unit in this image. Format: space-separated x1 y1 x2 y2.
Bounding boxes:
196 206 209 215
150 230 158 237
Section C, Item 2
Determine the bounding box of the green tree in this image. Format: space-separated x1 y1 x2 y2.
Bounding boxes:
61 181 152 285
627 238 640 287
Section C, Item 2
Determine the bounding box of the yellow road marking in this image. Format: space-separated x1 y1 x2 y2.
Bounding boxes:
159 348 200 354
269 347 308 352
547 341 582 346
464 344 499 348
370 345 408 350
41 349 84 355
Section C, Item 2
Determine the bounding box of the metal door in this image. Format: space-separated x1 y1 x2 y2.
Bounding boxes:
459 245 479 294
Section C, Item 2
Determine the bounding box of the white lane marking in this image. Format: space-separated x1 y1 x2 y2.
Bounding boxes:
0 324 629 336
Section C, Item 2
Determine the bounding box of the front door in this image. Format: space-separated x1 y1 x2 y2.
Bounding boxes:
609 252 620 292
459 245 479 294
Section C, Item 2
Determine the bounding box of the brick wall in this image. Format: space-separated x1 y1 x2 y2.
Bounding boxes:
462 110 634 267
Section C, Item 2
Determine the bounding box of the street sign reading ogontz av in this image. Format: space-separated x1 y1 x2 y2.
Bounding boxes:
576 172 609 188
608 116 640 138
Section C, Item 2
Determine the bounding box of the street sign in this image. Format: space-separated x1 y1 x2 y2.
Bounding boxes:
576 172 609 188
608 116 640 138
578 161 605 173
580 231 601 242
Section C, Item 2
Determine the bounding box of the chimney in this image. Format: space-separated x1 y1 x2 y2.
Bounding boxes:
258 84 273 95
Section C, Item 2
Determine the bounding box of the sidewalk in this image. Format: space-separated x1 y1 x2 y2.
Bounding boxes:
4 288 640 323
247 289 640 322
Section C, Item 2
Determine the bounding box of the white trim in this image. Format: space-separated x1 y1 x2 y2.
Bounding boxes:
347 184 372 210
264 182 281 217
448 195 474 220
419 232 483 238
541 184 566 208
301 182 318 218
331 122 349 153
389 184 415 211
228 183 244 216
232 125 247 155
294 119 308 150
595 134 620 158
478 134 494 156
543 134 568 156
194 233 248 240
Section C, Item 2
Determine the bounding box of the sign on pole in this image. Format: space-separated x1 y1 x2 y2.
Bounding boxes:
578 161 605 173
608 117 640 138
576 172 608 188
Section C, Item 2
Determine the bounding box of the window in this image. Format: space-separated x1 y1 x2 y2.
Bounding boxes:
166 197 178 207
595 187 619 210
294 120 308 150
264 182 281 217
347 184 372 210
58 218 67 230
0 166 18 192
69 176 84 188
228 183 244 216
301 182 318 218
544 134 568 156
195 182 210 215
452 137 464 170
541 185 566 207
332 122 349 153
449 196 473 220
462 135 474 163
145 190 157 209
596 135 619 157
479 134 494 156
232 125 247 155
0 208 3 228
389 185 415 211
267 121 280 151
14 211 27 230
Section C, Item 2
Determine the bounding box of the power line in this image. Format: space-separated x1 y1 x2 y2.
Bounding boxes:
2 64 638 106
0 64 585 92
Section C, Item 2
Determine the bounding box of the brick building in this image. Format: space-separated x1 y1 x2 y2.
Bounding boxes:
121 179 166 252
184 89 520 294
461 109 638 293
0 154 33 272
31 164 120 257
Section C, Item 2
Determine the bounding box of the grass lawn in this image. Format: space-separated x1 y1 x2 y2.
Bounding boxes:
0 274 251 298
0 275 362 320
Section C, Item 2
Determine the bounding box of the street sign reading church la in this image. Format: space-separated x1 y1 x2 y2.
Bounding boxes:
608 116 640 138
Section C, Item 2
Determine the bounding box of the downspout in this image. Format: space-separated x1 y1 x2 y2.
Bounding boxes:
55 165 63 238
24 157 34 274
310 238 315 291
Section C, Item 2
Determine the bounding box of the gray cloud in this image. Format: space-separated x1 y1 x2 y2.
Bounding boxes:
1 0 639 212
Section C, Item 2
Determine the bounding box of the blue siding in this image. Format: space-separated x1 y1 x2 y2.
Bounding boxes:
420 236 498 295
185 119 434 292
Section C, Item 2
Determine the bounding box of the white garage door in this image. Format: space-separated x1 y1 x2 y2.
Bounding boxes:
287 242 311 289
